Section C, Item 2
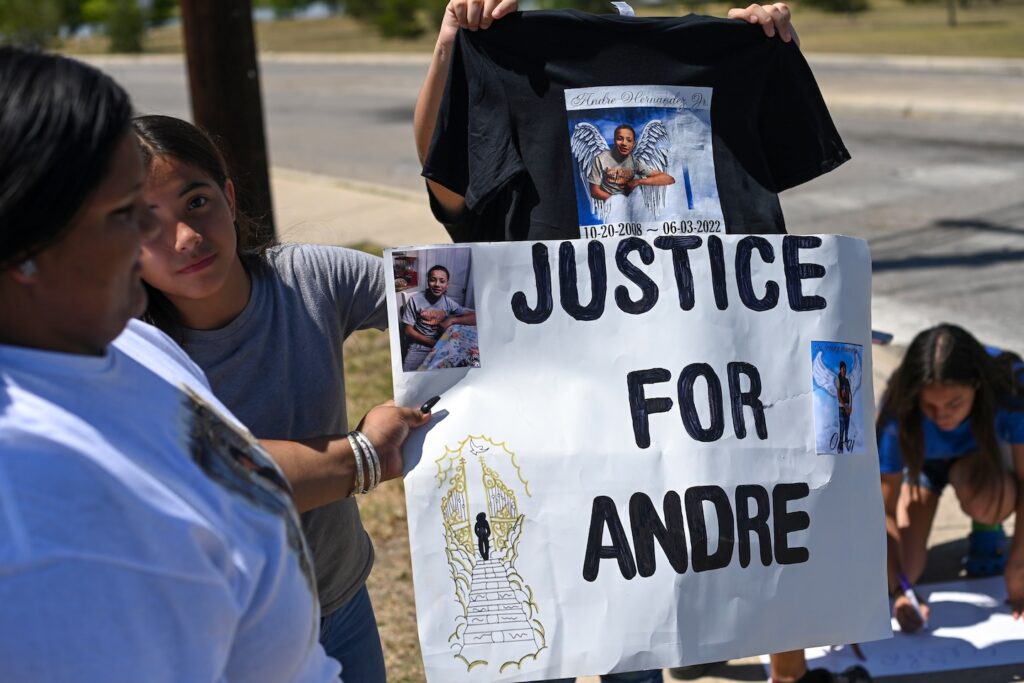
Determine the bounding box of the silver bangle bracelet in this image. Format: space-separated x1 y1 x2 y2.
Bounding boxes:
346 433 365 496
353 430 381 492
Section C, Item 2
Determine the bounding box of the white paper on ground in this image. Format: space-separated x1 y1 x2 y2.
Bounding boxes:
760 576 1024 678
386 235 892 682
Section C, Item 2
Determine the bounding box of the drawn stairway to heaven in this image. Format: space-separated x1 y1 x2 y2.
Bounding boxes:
439 437 546 671
461 554 539 659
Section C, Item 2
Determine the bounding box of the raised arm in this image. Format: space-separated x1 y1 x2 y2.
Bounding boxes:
414 0 519 221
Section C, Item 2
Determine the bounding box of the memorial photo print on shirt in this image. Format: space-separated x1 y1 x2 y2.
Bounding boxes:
565 85 724 240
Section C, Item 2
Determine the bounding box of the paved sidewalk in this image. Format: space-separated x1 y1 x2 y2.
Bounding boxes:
808 53 1024 123
272 167 447 248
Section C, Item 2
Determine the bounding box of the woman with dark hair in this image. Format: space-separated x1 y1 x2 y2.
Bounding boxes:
132 114 414 681
877 323 1024 632
0 49 426 682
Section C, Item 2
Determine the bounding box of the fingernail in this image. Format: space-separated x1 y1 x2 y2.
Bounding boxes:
420 396 441 413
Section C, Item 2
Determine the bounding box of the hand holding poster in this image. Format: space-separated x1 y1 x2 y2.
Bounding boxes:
386 235 891 682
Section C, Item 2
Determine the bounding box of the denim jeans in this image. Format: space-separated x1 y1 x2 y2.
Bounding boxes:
319 585 386 682
838 409 851 451
537 669 663 683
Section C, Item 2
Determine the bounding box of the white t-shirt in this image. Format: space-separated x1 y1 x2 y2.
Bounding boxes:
0 320 340 683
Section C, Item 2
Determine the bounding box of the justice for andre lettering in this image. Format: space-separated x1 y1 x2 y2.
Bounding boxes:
508 235 828 581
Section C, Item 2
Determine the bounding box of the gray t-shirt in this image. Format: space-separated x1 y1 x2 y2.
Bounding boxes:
180 244 387 615
587 149 653 195
400 290 465 354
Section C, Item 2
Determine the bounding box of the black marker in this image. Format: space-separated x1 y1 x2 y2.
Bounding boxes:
420 396 441 414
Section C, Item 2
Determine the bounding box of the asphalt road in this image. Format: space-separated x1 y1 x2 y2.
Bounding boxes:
94 55 1024 350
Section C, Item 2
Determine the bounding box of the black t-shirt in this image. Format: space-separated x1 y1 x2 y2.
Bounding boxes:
424 10 850 243
838 375 852 405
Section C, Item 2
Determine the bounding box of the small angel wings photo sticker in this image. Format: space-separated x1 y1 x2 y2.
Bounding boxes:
810 341 866 455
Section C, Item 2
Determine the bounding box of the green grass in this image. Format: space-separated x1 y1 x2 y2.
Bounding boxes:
57 0 1024 58
346 327 425 683
342 241 424 683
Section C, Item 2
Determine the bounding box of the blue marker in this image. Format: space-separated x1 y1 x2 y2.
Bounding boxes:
898 573 927 628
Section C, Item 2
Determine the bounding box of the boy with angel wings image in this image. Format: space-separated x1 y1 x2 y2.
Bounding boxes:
571 121 676 221
812 345 864 455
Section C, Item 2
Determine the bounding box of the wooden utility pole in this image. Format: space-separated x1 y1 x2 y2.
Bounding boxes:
180 0 275 245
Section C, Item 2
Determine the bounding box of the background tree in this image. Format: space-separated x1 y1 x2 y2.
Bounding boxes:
83 0 145 52
800 0 870 12
342 0 379 21
0 0 63 46
257 0 309 18
535 0 612 12
373 0 423 37
147 0 176 26
58 0 86 33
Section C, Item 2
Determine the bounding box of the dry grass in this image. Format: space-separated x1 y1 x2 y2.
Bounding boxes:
784 0 1024 58
342 241 425 682
58 1 1024 58
59 14 437 55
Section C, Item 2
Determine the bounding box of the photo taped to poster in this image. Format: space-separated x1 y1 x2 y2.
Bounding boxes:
811 340 865 455
393 247 481 373
565 85 724 240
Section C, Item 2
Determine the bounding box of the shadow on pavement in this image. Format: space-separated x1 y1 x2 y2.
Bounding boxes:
872 248 1024 273
933 216 1024 238
919 536 969 584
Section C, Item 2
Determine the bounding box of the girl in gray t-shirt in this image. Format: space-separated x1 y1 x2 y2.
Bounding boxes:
132 114 428 683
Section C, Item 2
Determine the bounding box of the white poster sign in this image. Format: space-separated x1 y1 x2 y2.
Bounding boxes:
386 235 891 682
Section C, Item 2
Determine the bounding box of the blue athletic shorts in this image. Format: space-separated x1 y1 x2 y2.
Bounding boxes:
905 456 963 494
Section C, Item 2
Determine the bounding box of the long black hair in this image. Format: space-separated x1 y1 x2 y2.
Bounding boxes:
0 48 133 267
131 114 267 341
877 323 1024 500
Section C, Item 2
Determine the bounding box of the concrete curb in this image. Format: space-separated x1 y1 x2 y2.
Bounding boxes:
79 51 1023 73
807 52 1024 77
272 167 425 204
76 52 431 66
821 93 1024 124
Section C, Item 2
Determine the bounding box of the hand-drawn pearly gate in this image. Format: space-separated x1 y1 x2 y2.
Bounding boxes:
437 435 547 673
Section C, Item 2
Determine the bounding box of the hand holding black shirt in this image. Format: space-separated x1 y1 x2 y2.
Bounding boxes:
424 10 850 242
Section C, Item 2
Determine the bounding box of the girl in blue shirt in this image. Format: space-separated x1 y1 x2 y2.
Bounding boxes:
877 323 1024 632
